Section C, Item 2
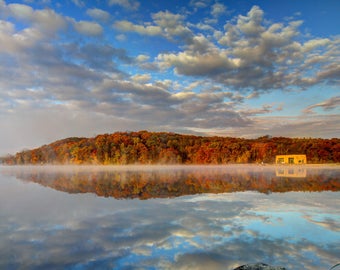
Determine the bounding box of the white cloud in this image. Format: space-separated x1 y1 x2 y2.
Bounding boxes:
189 0 210 9
152 11 192 41
236 5 264 36
194 22 215 31
171 91 195 100
302 38 330 52
136 54 150 62
32 8 67 33
74 20 103 36
187 34 216 53
108 0 140 11
211 3 226 18
0 20 18 52
247 114 340 139
113 20 162 36
0 1 67 36
4 3 67 34
114 11 193 43
157 51 238 76
7 3 33 20
71 0 84 7
131 73 151 83
86 8 110 22
303 96 340 114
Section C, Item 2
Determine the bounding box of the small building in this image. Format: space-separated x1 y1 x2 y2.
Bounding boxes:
275 154 307 164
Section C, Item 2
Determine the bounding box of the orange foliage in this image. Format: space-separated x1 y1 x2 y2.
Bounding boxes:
2 131 340 165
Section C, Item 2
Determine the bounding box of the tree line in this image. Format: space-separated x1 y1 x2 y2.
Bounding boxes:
2 131 340 165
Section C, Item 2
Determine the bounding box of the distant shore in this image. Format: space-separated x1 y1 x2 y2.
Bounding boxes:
2 132 339 165
1 163 340 171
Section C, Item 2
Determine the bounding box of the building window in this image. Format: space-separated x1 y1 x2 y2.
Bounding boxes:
288 157 294 164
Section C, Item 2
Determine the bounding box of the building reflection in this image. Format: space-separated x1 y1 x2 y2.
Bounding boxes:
275 167 307 178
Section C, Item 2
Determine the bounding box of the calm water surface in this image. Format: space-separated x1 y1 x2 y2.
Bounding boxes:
0 165 339 270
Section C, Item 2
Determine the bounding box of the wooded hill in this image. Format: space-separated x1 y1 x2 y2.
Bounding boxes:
2 131 340 165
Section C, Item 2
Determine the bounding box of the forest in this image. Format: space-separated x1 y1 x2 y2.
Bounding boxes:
1 131 340 165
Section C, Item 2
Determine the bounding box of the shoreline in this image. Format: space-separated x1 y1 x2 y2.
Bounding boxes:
1 163 340 171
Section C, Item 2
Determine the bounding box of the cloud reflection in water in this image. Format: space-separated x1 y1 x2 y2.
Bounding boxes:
0 165 339 269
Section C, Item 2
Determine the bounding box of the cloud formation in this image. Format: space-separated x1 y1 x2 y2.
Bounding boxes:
303 96 340 114
86 8 110 22
0 0 339 154
108 0 140 11
73 20 103 36
113 20 162 36
114 10 193 42
156 6 339 91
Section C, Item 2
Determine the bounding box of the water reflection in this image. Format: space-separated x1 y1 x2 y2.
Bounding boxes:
2 165 339 199
0 165 339 270
275 167 307 178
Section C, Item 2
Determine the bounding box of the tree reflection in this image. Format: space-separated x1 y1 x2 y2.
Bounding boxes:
9 166 340 199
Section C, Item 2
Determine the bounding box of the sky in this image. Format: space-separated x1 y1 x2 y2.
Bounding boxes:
0 0 339 155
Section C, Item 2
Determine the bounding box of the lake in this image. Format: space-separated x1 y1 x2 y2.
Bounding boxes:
0 165 339 270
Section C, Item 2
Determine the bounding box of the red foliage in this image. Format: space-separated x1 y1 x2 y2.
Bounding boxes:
2 131 340 165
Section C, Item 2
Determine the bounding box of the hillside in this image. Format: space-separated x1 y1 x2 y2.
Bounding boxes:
2 131 340 165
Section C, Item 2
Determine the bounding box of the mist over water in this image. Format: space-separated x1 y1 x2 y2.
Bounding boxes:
0 165 339 269
2 164 339 198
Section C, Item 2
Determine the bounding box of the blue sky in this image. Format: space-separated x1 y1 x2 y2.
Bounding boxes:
0 0 339 155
